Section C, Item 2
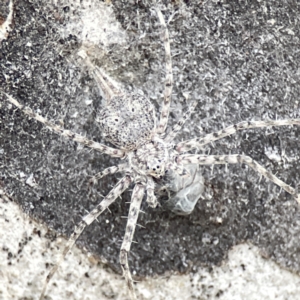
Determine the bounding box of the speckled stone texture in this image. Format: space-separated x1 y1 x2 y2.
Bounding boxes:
1 195 300 300
1 0 300 299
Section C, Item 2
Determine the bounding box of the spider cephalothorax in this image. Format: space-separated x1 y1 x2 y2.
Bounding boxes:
129 138 170 178
3 6 300 300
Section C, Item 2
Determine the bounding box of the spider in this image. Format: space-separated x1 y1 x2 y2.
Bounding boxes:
2 7 300 300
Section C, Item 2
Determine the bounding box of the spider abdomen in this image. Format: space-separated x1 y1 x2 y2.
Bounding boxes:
97 93 156 150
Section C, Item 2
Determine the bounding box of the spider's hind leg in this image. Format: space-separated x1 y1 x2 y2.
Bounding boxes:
120 181 145 300
178 154 299 202
2 92 125 158
93 66 123 103
39 175 132 300
155 8 174 134
77 49 123 103
176 119 300 153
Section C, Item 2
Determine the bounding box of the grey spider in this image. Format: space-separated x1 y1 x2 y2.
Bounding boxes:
2 7 300 300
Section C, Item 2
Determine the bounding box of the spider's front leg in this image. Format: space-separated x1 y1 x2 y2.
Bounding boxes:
145 176 159 208
177 154 300 202
39 175 132 300
120 181 145 300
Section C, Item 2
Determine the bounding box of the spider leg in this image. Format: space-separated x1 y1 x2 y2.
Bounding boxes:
176 119 300 153
120 181 145 300
3 92 125 158
145 176 158 208
178 154 299 201
94 66 123 101
78 50 122 102
164 100 198 142
39 175 132 300
155 8 173 134
88 163 128 186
